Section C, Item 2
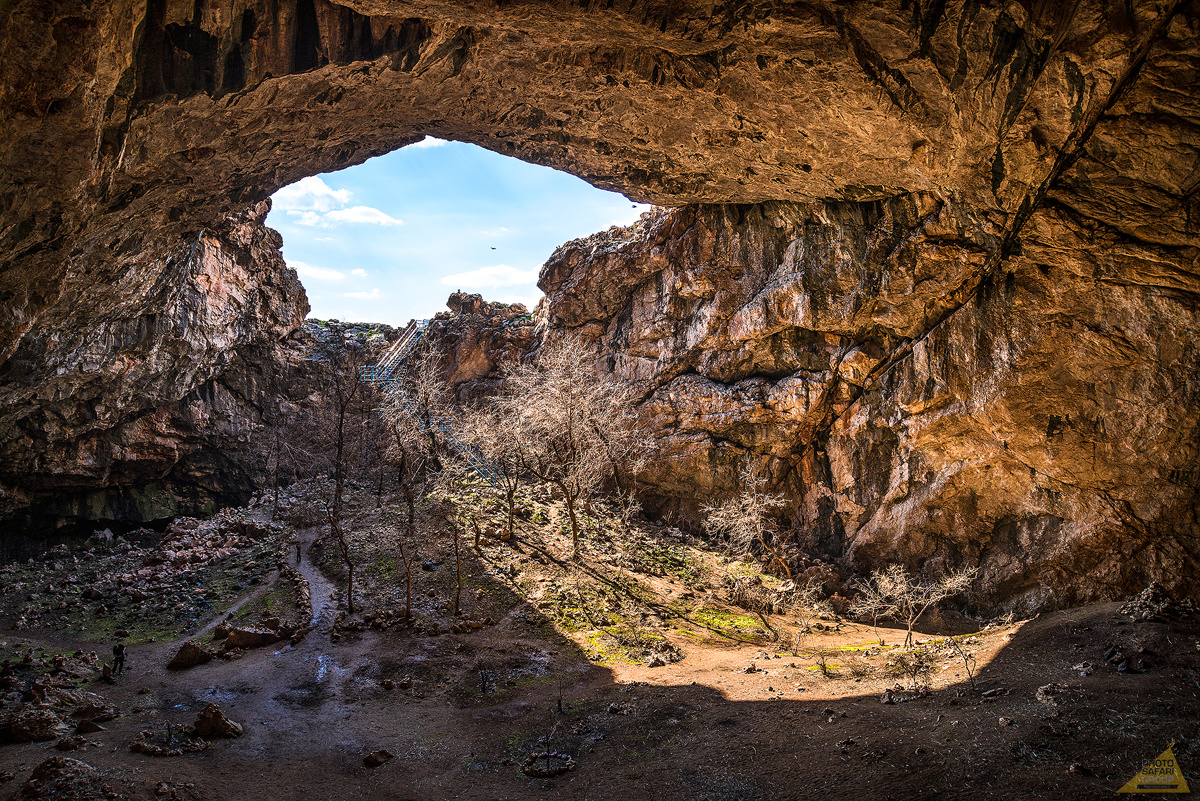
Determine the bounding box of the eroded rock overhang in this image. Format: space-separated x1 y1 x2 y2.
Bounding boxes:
0 0 1196 605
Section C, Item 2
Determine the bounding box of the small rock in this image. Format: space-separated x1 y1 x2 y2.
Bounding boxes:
880 689 895 704
1068 762 1093 776
167 640 212 671
998 717 1013 727
54 735 87 751
363 749 395 767
193 703 243 738
75 719 105 734
381 679 394 690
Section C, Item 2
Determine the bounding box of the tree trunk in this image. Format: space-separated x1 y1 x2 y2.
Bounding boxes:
562 484 581 558
452 523 462 616
401 486 416 622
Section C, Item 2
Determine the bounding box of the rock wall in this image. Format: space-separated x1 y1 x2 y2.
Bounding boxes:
538 35 1200 607
0 203 307 534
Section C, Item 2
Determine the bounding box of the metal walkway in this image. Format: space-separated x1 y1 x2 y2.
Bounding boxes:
360 319 504 489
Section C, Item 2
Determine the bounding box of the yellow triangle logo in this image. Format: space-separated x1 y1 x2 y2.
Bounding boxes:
1118 744 1191 793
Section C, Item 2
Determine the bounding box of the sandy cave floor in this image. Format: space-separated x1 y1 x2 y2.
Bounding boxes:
1 492 1198 801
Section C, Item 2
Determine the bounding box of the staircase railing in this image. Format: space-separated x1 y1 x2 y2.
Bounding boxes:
361 319 503 489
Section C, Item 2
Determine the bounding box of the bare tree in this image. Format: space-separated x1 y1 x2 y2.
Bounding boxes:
850 564 978 649
464 405 525 541
378 340 460 622
321 338 375 615
494 333 646 559
702 464 791 578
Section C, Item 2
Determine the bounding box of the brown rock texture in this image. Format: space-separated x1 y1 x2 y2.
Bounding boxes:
4 757 116 801
538 141 1199 608
166 640 213 671
192 703 243 738
426 293 538 402
0 201 307 533
0 0 1197 606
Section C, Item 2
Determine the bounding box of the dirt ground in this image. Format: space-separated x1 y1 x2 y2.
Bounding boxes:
1 489 1198 801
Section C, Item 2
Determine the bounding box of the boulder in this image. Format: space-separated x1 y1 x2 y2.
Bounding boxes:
363 749 395 767
192 703 243 739
225 627 281 649
167 640 212 671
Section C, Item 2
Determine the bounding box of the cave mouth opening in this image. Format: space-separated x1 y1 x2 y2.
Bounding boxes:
267 136 652 327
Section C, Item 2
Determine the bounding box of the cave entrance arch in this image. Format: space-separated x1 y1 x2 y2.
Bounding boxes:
2 0 1197 603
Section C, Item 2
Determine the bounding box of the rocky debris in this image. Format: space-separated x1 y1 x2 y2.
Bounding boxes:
5 757 122 801
1119 583 1199 621
75 720 105 734
0 507 289 637
363 609 411 631
1035 683 1071 709
130 729 208 757
362 749 395 768
192 704 242 739
166 641 212 671
521 752 576 778
646 640 683 667
8 707 72 742
55 735 88 751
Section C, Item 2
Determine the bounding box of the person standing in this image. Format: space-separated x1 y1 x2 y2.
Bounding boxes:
112 642 126 676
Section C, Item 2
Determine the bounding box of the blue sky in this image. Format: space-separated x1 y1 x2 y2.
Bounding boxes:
268 138 651 325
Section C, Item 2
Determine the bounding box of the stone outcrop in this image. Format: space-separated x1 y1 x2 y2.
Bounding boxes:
0 201 307 534
537 147 1199 610
426 293 538 402
0 0 1197 607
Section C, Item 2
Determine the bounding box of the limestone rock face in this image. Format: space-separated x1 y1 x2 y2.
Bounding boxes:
538 146 1199 609
0 201 307 531
425 294 538 402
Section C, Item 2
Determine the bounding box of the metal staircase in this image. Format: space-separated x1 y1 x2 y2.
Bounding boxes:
361 320 504 489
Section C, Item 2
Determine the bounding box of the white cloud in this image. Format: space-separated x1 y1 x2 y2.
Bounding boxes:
440 264 539 289
272 176 351 213
288 260 345 282
323 206 402 226
481 226 510 236
290 205 402 227
344 288 382 299
274 176 401 227
350 268 368 277
409 136 448 149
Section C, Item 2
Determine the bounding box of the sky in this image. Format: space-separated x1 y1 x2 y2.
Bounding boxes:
267 138 651 326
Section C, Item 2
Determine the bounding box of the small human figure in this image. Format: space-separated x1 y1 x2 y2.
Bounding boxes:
112 642 126 677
